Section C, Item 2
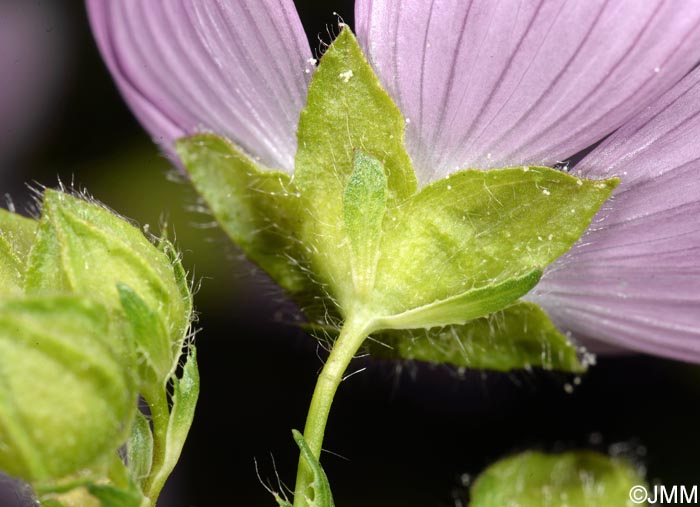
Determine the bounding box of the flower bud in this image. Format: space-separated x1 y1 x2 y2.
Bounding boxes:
24 190 192 388
0 296 135 483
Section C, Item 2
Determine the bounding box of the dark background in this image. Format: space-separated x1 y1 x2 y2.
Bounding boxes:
1 1 699 506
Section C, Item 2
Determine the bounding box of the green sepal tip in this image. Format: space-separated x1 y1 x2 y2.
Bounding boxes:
373 301 586 373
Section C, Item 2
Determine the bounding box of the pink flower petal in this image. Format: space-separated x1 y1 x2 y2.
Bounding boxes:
531 69 700 363
356 0 700 184
86 0 313 172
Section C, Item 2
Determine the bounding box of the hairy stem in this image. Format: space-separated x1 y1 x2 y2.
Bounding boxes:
292 314 375 507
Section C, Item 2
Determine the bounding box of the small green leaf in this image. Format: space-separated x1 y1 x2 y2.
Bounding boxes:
373 301 584 372
292 430 335 507
470 450 646 507
294 27 417 306
0 296 136 483
24 190 191 349
126 410 153 486
372 167 618 322
177 134 309 294
343 152 388 297
0 209 37 295
143 345 200 498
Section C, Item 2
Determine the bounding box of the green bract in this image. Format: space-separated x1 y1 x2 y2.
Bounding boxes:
275 431 335 507
470 450 646 507
178 27 617 373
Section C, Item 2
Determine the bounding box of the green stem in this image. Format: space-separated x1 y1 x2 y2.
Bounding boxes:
142 390 170 505
292 313 375 507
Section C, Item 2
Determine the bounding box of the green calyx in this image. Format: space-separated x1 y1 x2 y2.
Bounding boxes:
178 27 617 373
0 189 198 505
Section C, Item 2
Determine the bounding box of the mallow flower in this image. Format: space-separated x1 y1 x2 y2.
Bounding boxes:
87 1 700 504
88 0 700 363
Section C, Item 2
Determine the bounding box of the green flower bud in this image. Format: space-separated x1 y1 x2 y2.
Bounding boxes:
0 191 197 501
24 190 192 391
470 450 646 507
0 296 136 483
